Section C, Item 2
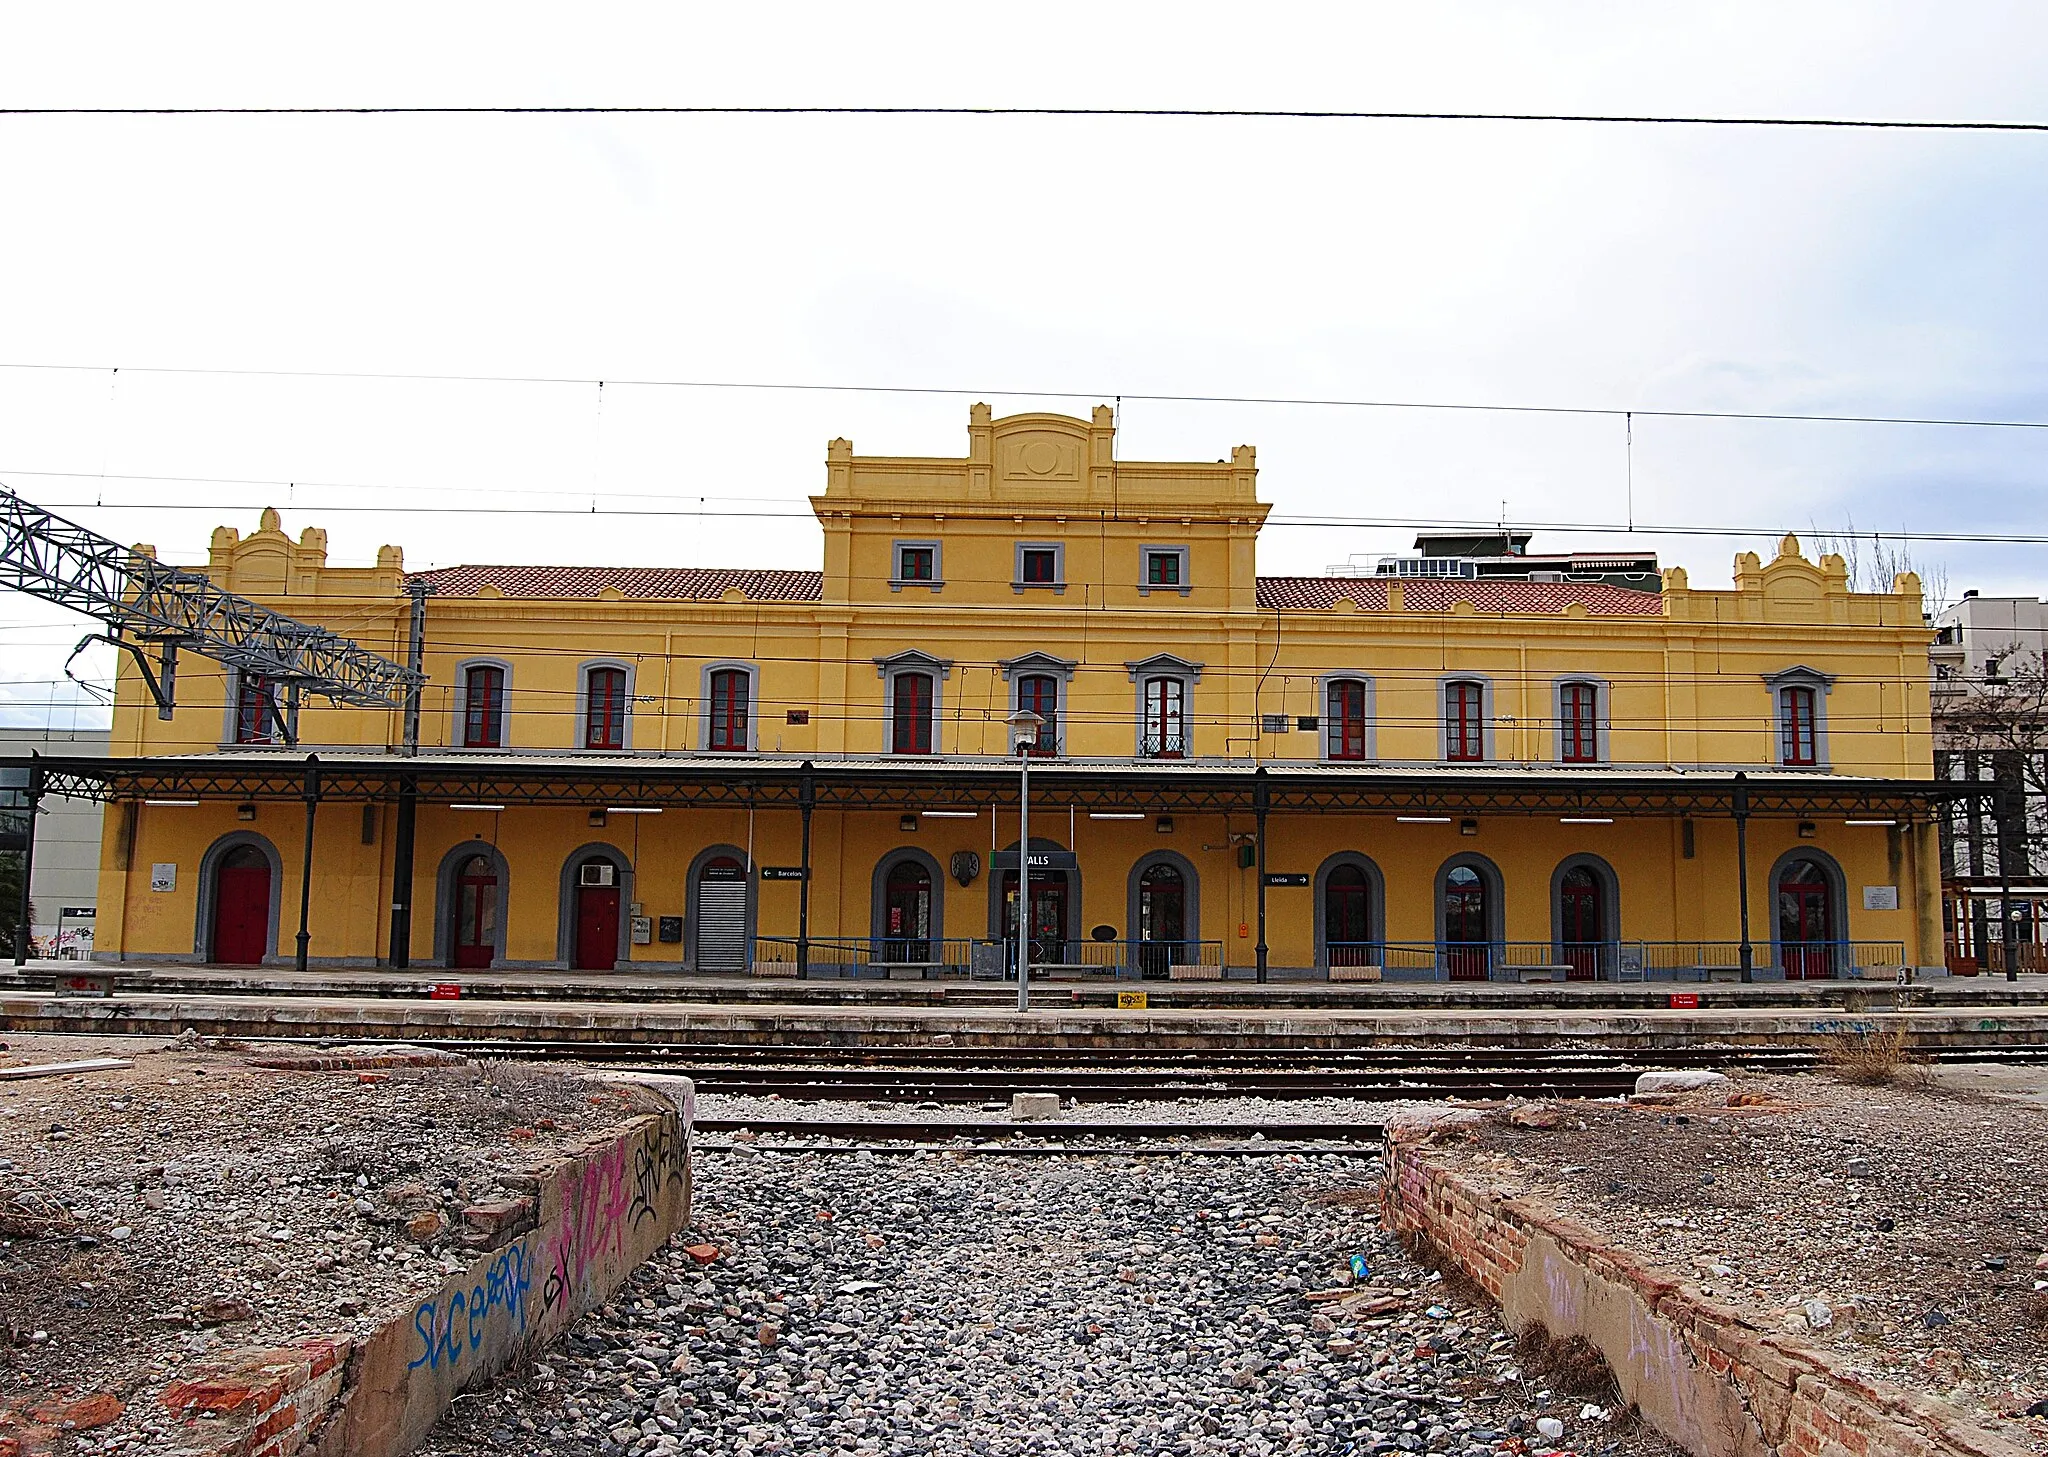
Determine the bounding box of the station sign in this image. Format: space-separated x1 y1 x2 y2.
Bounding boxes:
758 866 809 881
990 850 1079 871
60 906 96 918
1261 873 1310 887
1115 990 1148 1010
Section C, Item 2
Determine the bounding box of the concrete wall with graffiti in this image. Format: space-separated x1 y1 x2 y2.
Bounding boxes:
312 1103 691 1457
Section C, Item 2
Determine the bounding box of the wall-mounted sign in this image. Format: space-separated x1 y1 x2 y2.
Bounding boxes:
1262 873 1310 887
1862 885 1899 911
149 863 176 893
991 850 1079 871
60 906 96 919
1115 990 1148 1010
759 866 809 881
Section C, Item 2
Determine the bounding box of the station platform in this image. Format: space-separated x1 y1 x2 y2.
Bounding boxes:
6 959 2044 1011
4 963 2046 1056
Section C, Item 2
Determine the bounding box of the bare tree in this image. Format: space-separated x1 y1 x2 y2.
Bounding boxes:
1806 516 1951 613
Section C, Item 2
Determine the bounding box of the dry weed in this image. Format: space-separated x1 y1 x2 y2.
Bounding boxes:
1819 1023 1932 1087
1304 1187 1379 1210
1515 1322 1618 1398
0 1185 76 1238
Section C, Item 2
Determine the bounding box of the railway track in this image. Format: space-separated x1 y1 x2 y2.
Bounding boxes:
670 1063 1644 1101
694 1116 1387 1143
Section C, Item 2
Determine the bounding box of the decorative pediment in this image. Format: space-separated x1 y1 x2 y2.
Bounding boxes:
1125 653 1204 683
874 649 953 680
999 652 1079 682
1763 664 1835 692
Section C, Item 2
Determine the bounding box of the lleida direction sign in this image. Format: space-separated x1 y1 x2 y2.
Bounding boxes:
1262 873 1310 888
759 866 809 881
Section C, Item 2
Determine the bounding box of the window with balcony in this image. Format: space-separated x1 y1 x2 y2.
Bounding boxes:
1444 680 1486 762
1559 680 1600 764
1141 677 1186 758
234 673 282 745
1325 678 1370 761
461 664 506 748
584 666 628 750
708 668 750 752
891 671 935 754
1780 685 1818 766
1017 673 1060 755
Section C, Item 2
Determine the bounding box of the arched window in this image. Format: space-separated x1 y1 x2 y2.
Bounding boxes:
891 671 935 754
1559 682 1599 764
1326 679 1369 761
1444 680 1485 762
462 664 505 748
452 853 498 969
234 674 282 745
1324 864 1373 964
1135 861 1188 977
1780 685 1818 766
1018 674 1059 756
882 859 933 962
1558 865 1604 978
1442 865 1490 979
1777 858 1834 978
708 668 750 752
585 667 627 750
1141 677 1186 759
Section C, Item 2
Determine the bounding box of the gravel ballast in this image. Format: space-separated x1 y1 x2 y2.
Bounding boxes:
424 1107 1686 1457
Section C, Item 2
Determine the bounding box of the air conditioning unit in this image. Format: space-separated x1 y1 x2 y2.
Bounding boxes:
579 862 616 887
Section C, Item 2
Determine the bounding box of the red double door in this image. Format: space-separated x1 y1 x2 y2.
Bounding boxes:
211 847 271 965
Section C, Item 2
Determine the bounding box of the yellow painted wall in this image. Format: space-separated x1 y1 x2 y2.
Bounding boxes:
91 407 1939 970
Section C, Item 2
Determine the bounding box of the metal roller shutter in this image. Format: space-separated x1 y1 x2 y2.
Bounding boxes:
696 879 748 972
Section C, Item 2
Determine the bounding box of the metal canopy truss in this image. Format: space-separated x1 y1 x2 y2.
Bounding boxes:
6 751 1988 820
0 486 423 728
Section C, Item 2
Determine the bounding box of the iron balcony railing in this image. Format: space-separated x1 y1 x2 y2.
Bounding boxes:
1138 732 1188 759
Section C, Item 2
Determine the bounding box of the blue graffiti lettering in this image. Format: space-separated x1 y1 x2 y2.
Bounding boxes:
406 1239 536 1371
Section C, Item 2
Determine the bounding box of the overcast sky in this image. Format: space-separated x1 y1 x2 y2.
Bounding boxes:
4 1 2046 729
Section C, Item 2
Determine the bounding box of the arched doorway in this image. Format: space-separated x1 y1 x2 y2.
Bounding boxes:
693 855 750 973
882 858 933 963
572 856 623 971
1324 864 1373 966
451 853 498 969
211 845 272 965
1135 861 1187 978
1558 866 1604 980
1001 864 1068 969
1777 857 1836 979
1442 865 1490 980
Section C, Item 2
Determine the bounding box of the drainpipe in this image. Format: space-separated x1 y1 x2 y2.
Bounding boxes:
1254 767 1270 983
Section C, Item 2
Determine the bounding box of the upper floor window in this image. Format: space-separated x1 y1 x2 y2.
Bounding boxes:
891 541 941 590
1141 677 1186 759
1780 685 1818 766
1559 681 1600 764
235 673 282 745
1017 673 1060 756
1326 679 1370 761
1445 680 1486 762
585 666 628 751
1140 545 1190 595
708 668 750 752
462 664 506 748
892 671 935 754
1016 543 1063 590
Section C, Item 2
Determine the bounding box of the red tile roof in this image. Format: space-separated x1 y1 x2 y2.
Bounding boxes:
406 566 824 601
405 565 1660 615
1254 577 1664 615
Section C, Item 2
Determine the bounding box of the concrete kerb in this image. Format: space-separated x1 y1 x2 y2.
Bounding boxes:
150 1075 694 1457
1378 1117 2029 1457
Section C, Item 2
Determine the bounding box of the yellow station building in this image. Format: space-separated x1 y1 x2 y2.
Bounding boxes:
33 405 1958 981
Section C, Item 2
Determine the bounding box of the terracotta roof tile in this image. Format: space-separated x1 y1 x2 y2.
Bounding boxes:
1254 577 1663 615
405 565 823 601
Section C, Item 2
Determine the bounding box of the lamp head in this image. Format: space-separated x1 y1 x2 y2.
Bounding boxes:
1003 707 1043 751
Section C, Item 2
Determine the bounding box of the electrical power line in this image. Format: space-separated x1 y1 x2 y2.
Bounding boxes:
2 105 2047 133
5 359 2048 431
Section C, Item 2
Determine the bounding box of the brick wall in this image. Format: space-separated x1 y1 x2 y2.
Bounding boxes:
1381 1127 2028 1457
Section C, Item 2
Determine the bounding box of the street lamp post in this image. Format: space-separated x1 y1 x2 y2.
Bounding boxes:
1005 708 1043 1012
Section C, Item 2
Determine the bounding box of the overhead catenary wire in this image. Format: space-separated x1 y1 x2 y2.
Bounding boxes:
3 104 2048 133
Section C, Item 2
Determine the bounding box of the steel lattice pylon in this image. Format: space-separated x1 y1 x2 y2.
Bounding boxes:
0 485 422 727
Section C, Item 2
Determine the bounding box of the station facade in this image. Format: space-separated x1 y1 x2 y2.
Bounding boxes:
70 405 1950 979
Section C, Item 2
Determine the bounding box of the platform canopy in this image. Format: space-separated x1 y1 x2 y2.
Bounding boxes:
1 750 1986 820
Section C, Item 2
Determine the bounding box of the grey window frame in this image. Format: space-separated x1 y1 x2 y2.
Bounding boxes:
1552 676 1610 765
577 659 637 751
1138 544 1191 596
1013 542 1066 593
890 540 944 593
1439 675 1495 763
1319 674 1377 762
453 657 513 750
876 650 952 756
1765 665 1835 769
700 660 760 753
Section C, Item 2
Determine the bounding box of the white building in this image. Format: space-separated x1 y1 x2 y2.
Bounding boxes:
1 727 109 957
